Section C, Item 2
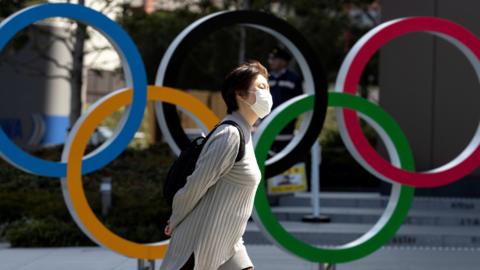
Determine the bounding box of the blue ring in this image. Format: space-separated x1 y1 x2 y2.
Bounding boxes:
0 3 147 177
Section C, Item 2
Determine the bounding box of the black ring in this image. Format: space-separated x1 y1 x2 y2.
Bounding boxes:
156 10 328 178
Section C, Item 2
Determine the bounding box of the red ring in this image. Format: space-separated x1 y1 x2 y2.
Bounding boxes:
340 17 480 187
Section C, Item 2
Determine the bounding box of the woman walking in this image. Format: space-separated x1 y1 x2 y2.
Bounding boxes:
159 60 273 270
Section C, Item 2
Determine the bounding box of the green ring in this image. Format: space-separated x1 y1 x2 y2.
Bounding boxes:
253 92 416 263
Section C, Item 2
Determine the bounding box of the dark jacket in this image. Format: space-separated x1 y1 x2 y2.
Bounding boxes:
268 68 303 135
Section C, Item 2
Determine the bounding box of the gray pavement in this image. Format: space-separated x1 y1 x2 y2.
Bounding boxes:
2 192 479 269
1 243 479 270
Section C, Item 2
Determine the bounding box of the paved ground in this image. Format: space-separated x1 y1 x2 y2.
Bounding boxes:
2 191 480 269
1 243 479 270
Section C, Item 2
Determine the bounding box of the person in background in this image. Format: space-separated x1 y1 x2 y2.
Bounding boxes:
266 45 304 156
253 46 310 206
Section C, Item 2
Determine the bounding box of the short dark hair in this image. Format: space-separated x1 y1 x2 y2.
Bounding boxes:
221 60 269 114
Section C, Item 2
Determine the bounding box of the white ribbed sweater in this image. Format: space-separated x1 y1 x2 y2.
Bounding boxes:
159 111 261 270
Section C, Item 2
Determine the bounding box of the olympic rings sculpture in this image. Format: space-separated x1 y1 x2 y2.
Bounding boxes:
0 2 478 264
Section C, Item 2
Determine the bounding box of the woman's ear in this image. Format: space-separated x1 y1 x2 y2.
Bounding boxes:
235 95 243 108
235 91 244 103
236 92 246 110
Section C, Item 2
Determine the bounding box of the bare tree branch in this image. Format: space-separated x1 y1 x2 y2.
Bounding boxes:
28 30 74 71
31 24 75 52
36 49 73 71
85 47 111 68
85 59 118 69
84 45 112 55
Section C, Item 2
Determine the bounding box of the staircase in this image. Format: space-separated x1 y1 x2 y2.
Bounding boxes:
244 192 480 248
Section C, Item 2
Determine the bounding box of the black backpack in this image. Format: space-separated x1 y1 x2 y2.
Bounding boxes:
163 120 245 207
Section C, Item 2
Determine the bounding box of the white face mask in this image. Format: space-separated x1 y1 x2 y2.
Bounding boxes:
241 90 273 119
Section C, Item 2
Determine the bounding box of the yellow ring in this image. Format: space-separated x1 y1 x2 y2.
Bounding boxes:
65 85 219 259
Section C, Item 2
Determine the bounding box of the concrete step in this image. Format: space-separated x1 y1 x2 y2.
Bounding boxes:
278 192 480 211
271 206 480 226
244 220 480 247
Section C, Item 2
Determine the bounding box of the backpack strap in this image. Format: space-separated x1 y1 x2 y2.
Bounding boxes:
220 120 245 162
203 120 245 162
